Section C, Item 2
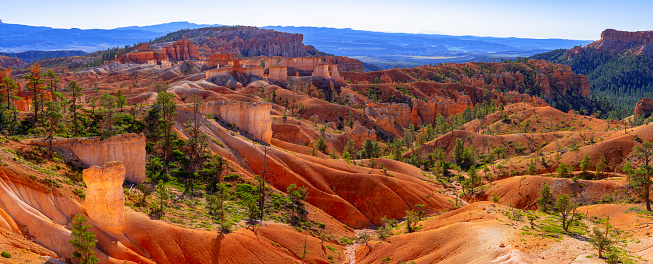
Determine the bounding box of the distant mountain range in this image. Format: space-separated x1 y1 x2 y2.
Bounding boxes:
0 21 220 53
263 26 592 68
0 21 592 68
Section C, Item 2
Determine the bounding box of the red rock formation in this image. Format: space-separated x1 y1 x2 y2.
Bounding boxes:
206 54 232 68
163 39 200 61
0 56 27 69
185 26 318 58
119 51 168 64
577 29 653 56
268 66 288 83
311 64 330 78
83 162 126 234
635 97 653 117
193 101 273 143
27 134 147 183
322 56 366 72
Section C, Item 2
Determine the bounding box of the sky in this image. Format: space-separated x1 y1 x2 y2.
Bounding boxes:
2 0 652 40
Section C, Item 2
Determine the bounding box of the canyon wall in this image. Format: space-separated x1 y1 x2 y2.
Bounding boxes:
29 134 146 183
83 162 125 234
197 101 273 143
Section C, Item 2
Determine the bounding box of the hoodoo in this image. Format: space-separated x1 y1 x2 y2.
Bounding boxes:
83 162 126 234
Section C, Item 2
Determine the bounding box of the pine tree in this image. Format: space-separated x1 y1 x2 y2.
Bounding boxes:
23 70 44 122
153 92 177 160
68 81 83 137
99 93 117 139
43 100 63 157
69 215 98 264
537 183 554 213
182 95 208 192
0 77 18 135
625 141 653 211
44 69 60 102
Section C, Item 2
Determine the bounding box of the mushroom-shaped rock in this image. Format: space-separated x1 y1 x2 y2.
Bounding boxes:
83 161 125 234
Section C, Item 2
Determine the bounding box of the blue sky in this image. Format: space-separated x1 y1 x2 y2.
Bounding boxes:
2 0 652 40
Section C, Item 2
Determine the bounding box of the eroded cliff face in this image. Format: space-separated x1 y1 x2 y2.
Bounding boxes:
577 29 653 56
83 162 125 234
182 26 319 58
195 101 273 143
635 97 653 117
28 134 146 183
0 56 27 68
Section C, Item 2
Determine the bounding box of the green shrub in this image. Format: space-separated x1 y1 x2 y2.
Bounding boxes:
1 251 11 258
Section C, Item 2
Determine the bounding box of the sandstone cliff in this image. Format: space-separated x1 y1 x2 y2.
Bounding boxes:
28 134 146 183
193 101 273 143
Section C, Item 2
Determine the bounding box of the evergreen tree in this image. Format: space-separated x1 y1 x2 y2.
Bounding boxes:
99 93 117 139
43 100 63 157
23 70 44 122
69 215 99 264
537 183 554 213
555 194 579 232
68 81 83 137
44 69 60 102
182 95 208 192
626 141 653 211
116 89 127 112
287 184 308 226
153 92 178 160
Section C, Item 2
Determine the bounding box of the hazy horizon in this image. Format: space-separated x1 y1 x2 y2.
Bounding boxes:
3 0 653 40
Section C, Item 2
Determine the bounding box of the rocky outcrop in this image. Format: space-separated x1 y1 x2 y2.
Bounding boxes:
28 134 146 183
311 64 330 78
344 125 376 148
322 56 366 72
578 29 653 56
0 56 26 69
83 162 125 234
635 98 653 117
268 66 288 83
163 39 200 61
266 57 321 71
197 101 273 143
182 26 320 58
119 51 168 64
